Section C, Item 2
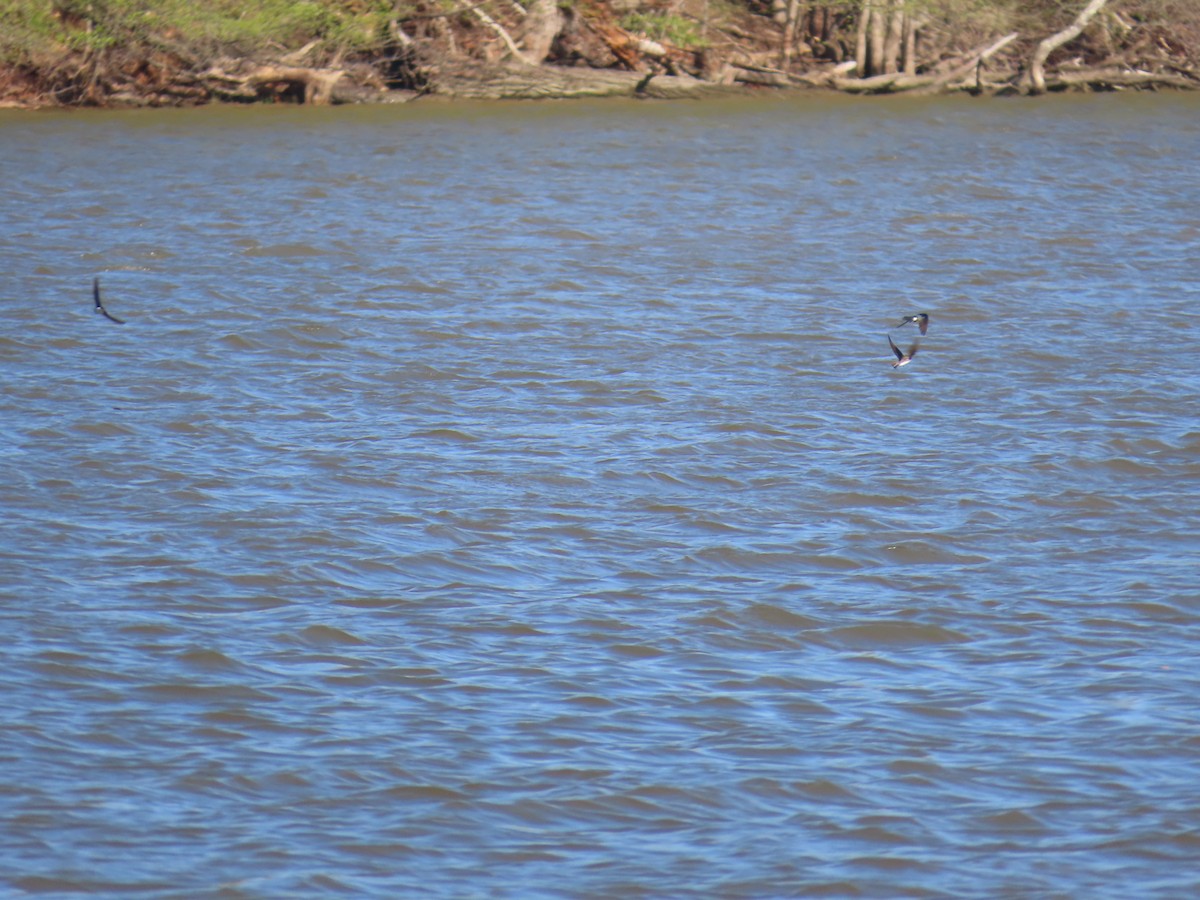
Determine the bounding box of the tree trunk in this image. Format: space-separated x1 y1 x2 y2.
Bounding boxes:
858 0 913 78
1027 0 1110 94
901 12 917 76
855 5 868 74
882 1 904 75
868 1 886 75
780 0 803 67
521 0 563 64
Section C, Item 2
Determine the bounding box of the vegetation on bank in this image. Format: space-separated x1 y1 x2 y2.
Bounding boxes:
1 0 1198 106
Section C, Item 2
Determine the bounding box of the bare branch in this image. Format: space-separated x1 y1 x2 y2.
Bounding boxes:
1027 0 1110 94
911 31 1018 94
470 5 536 66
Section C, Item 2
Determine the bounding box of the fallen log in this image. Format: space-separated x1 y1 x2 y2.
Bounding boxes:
198 67 259 102
198 63 371 104
244 65 345 104
732 66 791 87
428 61 732 99
1047 66 1200 90
832 70 928 92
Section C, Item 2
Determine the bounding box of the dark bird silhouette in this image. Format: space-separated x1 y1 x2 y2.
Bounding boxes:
93 277 125 325
894 312 929 335
888 334 918 368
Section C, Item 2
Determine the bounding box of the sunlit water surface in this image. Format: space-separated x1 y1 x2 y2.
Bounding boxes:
2 93 1199 897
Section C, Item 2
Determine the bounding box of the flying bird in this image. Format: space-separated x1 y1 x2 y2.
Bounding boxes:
888 334 918 368
894 312 929 335
93 277 125 325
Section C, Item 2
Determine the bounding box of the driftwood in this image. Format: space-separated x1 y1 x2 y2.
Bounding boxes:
1043 66 1200 91
245 66 344 103
1026 0 1110 94
835 31 1018 94
909 31 1019 95
53 38 1200 108
732 66 792 87
197 63 392 104
833 70 922 92
427 60 731 99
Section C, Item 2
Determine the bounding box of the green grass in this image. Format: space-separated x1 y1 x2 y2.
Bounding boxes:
0 0 405 65
619 10 709 50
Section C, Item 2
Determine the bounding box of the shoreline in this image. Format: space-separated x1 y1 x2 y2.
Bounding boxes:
4 57 1198 112
3 1 1198 110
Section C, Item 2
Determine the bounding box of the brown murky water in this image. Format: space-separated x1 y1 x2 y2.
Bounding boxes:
2 94 1199 897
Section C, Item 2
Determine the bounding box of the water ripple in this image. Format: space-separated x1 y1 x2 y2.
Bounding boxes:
2 95 1200 898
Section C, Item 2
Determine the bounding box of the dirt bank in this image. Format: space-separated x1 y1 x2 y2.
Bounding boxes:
2 0 1198 109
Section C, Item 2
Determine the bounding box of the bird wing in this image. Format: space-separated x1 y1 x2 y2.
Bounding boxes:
93 277 125 324
918 318 928 335
888 334 904 360
907 342 919 358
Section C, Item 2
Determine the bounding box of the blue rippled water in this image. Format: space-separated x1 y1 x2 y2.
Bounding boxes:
2 94 1199 897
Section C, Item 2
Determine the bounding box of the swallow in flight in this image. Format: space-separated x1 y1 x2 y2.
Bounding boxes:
888 334 918 368
894 312 929 335
93 277 125 324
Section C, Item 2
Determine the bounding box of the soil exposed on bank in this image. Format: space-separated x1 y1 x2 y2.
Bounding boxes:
2 0 1198 109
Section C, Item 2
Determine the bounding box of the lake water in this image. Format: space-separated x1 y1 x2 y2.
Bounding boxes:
2 92 1199 897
